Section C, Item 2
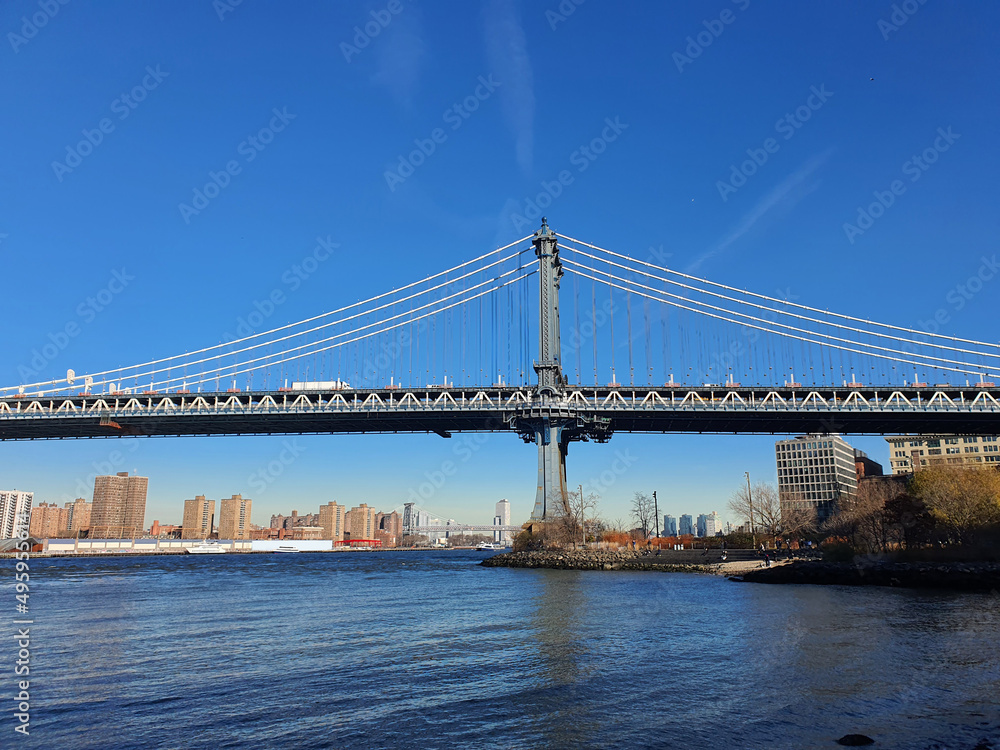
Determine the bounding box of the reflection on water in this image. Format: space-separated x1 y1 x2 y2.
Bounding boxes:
10 552 1000 749
524 571 594 748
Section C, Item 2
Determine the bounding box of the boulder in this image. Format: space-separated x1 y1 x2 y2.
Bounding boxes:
836 735 874 746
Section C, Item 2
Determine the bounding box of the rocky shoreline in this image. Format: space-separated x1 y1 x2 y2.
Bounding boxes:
480 549 734 574
482 550 1000 591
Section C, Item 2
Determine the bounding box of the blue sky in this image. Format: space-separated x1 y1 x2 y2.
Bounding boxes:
2 0 998 529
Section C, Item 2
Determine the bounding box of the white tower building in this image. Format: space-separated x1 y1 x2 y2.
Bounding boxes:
0 490 34 539
494 498 512 544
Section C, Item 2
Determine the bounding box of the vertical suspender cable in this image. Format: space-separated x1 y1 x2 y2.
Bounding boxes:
644 296 651 386
662 303 669 383
626 289 634 385
574 274 581 384
592 280 598 385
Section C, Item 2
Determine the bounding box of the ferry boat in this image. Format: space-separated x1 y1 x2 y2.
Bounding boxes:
476 542 505 551
273 545 300 553
186 541 227 554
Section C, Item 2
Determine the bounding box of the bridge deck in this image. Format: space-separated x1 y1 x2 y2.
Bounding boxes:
1 385 998 440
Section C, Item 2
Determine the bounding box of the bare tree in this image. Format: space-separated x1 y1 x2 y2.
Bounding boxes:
631 492 655 539
401 534 430 547
728 482 814 540
822 479 906 553
589 516 609 538
778 490 817 539
541 515 577 548
856 480 906 551
728 481 784 541
567 488 600 547
446 533 492 547
529 494 597 549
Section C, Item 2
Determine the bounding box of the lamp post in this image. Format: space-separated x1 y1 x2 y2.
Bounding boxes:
653 491 660 542
745 471 756 548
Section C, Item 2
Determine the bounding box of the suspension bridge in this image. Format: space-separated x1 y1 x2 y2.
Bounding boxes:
2 220 998 522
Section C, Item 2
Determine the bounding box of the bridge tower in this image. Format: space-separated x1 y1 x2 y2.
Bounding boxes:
533 218 566 396
517 219 610 525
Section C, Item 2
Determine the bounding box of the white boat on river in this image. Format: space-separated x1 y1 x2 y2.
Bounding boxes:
186 541 227 554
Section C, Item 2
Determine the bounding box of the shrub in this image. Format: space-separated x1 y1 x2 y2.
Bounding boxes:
822 541 856 563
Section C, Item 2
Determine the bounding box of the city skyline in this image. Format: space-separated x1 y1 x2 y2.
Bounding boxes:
33 429 993 537
4 430 895 530
662 511 723 538
30 431 1000 536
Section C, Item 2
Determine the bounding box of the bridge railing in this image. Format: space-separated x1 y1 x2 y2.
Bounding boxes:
2 385 998 417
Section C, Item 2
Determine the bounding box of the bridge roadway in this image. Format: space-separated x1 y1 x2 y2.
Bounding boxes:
1 384 998 440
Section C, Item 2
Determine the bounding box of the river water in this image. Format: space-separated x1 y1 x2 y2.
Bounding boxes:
7 551 999 749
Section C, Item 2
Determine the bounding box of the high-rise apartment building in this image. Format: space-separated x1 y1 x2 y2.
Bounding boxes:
376 510 402 547
90 473 148 538
346 503 377 540
182 495 215 539
218 495 252 540
494 498 512 543
0 491 33 539
679 514 693 536
67 498 92 535
885 434 1000 475
28 502 70 538
696 514 708 537
663 515 677 536
775 434 858 524
319 501 345 541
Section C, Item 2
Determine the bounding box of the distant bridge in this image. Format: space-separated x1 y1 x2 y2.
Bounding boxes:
406 525 521 534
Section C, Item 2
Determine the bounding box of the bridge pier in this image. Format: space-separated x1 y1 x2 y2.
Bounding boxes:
529 418 572 522
517 412 611 525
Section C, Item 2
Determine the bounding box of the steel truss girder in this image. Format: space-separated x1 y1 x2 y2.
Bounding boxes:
0 386 997 440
